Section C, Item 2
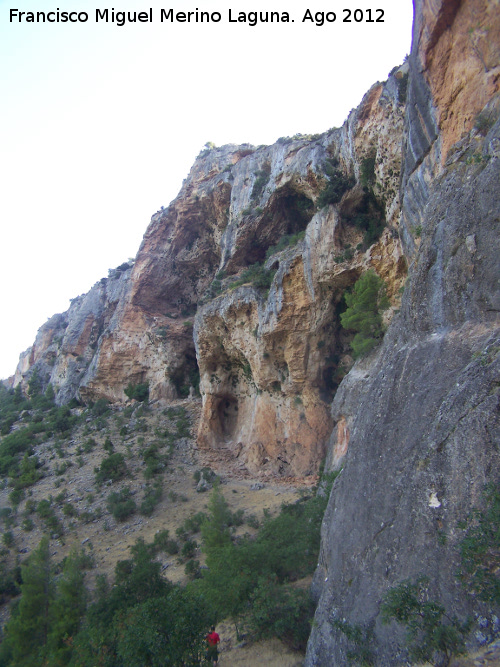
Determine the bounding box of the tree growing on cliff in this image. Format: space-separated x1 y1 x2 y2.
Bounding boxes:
458 484 500 605
341 270 389 358
380 577 470 667
317 157 355 209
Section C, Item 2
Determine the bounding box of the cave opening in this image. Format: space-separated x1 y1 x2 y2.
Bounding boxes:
167 350 200 398
215 394 239 440
234 186 315 269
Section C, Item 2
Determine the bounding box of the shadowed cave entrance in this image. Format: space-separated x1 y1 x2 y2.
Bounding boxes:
214 394 239 441
229 186 315 270
167 350 200 398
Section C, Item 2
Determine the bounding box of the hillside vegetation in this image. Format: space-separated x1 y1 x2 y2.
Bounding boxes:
0 381 332 665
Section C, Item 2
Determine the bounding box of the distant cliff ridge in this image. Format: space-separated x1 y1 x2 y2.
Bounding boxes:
8 0 500 661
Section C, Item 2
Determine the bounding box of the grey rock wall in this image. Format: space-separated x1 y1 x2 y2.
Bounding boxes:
305 0 500 659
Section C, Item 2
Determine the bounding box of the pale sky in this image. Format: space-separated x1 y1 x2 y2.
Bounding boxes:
0 0 413 379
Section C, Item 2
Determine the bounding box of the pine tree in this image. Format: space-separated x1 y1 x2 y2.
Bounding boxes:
340 270 389 358
201 484 233 551
0 536 54 666
45 549 89 666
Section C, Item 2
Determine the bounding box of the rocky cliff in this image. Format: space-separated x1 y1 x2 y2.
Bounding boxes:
305 0 500 664
10 64 408 477
8 0 500 660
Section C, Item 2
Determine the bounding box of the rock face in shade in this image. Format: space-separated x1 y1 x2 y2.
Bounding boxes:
305 0 500 663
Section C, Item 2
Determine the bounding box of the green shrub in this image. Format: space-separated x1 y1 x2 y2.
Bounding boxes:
381 577 470 666
62 502 78 518
91 398 110 416
340 270 389 358
175 409 191 437
184 559 201 580
200 485 234 551
55 460 72 476
334 246 355 264
265 230 306 259
352 213 385 247
51 405 76 434
93 416 108 431
397 71 409 104
103 437 114 454
341 187 386 248
193 467 218 485
360 152 376 187
24 499 36 515
143 443 168 479
2 531 15 549
152 530 179 556
207 278 223 299
151 530 179 555
197 482 330 629
458 485 500 604
94 453 128 484
36 499 64 536
0 561 21 603
106 487 137 522
248 495 327 582
181 539 198 560
0 385 31 437
251 164 271 201
331 618 375 666
124 382 149 402
14 453 42 489
113 587 211 666
474 108 496 136
115 261 131 272
246 513 260 529
199 141 216 156
0 427 36 476
27 367 44 398
54 490 67 504
140 482 163 516
232 262 276 292
231 509 245 527
9 487 25 507
0 538 91 666
79 510 99 524
182 511 209 535
0 507 14 528
83 438 96 453
176 525 188 542
22 517 35 532
248 578 316 651
36 498 53 520
317 157 355 208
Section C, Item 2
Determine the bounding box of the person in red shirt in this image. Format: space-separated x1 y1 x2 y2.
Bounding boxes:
206 626 220 665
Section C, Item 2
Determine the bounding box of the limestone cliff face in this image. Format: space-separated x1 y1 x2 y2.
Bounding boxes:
7 0 499 658
193 77 407 477
11 69 407 482
306 0 500 664
12 267 133 404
